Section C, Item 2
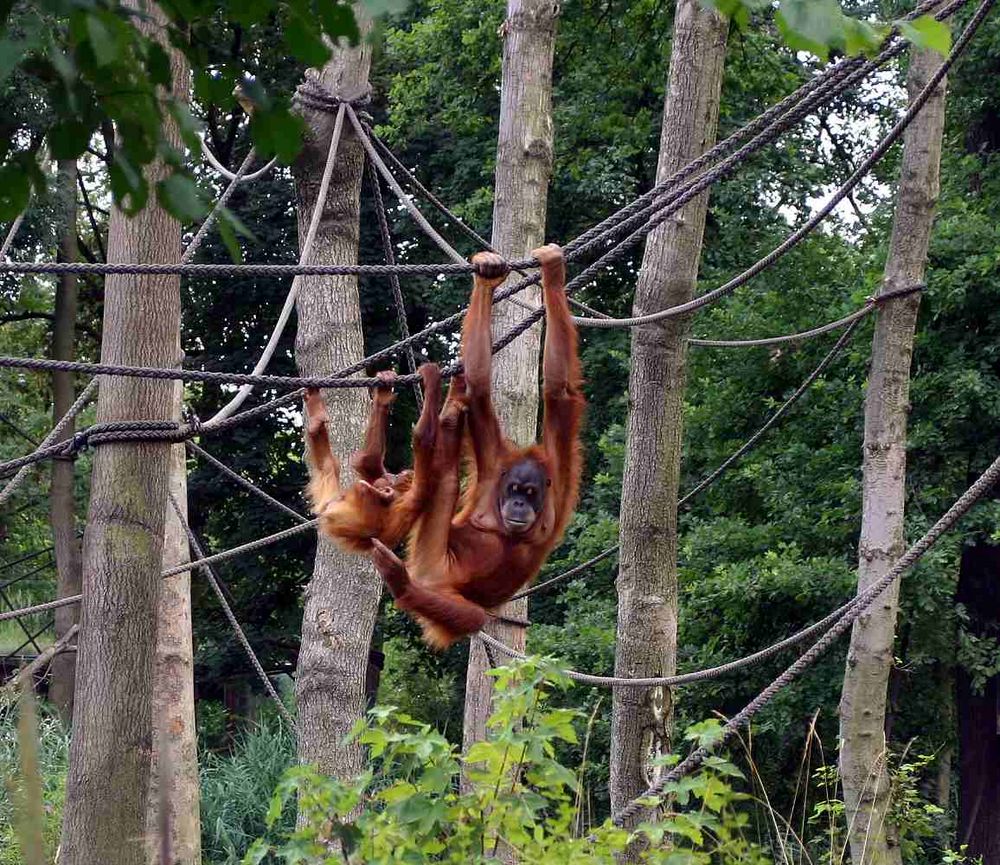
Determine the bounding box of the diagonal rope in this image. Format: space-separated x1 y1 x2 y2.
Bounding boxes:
185 441 309 523
168 492 295 727
1 211 26 259
511 317 864 603
367 156 423 407
611 441 1000 826
182 149 256 265
0 519 320 623
205 103 347 427
0 377 98 505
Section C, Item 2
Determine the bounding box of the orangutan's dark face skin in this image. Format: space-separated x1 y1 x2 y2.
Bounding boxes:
499 459 546 534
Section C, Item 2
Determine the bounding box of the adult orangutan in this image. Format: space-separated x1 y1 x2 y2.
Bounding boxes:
369 244 584 648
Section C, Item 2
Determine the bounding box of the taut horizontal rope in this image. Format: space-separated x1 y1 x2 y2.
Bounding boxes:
0 355 412 390
0 260 475 277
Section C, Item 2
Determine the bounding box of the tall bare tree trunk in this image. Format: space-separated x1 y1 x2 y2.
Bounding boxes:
610 0 727 834
146 380 200 865
59 3 187 862
462 0 559 769
48 159 82 721
293 13 375 782
839 46 948 865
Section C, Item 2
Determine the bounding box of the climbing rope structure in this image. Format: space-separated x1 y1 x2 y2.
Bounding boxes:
0 0 997 831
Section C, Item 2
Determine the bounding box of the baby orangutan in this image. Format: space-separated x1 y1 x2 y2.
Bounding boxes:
304 363 441 553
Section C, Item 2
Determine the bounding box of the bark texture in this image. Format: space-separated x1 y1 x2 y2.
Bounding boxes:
293 16 376 783
838 47 947 865
48 159 82 720
58 4 186 862
462 0 559 770
146 381 200 865
610 0 727 831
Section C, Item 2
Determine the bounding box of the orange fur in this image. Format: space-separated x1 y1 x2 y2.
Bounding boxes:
305 364 442 554
371 246 585 649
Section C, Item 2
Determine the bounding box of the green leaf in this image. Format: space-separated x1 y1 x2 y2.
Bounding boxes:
85 12 120 67
157 172 210 222
318 2 361 44
284 11 331 67
776 0 845 61
145 41 171 88
698 0 743 17
360 0 410 14
898 15 952 56
49 120 93 160
241 838 270 865
217 208 251 263
0 162 31 221
842 17 885 58
109 152 148 214
249 105 305 163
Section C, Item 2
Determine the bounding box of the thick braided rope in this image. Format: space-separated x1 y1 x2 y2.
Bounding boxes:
559 0 973 331
350 106 466 266
0 37 894 287
564 0 950 260
367 157 423 407
368 131 599 320
611 444 1000 827
0 377 98 504
0 594 81 624
480 589 846 688
205 103 348 427
0 419 189 478
512 313 864 603
169 493 295 728
567 0 961 270
160 517 319 578
0 260 475 277
689 305 872 348
200 140 278 184
185 441 309 524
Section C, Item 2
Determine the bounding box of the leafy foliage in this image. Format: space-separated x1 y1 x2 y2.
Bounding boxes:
0 0 366 220
248 658 771 865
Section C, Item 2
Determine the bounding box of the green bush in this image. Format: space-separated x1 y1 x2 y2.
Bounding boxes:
247 658 770 865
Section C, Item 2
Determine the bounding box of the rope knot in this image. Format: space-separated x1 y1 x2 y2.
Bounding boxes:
293 79 372 121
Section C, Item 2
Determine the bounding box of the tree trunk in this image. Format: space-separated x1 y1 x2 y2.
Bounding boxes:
462 0 559 776
293 11 375 784
48 159 82 721
145 380 200 865
610 0 727 833
838 46 948 865
58 3 187 862
956 543 1000 864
